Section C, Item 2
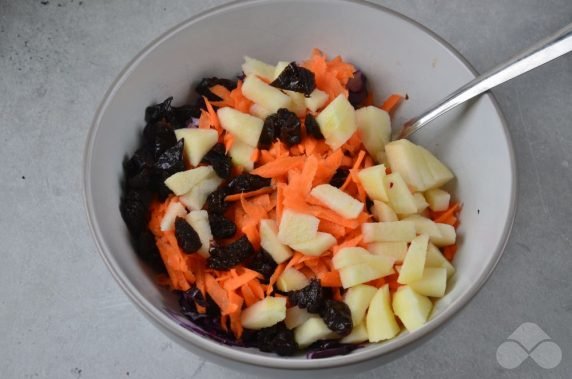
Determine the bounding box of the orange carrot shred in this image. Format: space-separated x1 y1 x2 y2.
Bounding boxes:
224 187 274 202
266 262 287 295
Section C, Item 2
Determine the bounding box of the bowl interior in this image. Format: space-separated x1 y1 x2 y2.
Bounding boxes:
85 0 515 370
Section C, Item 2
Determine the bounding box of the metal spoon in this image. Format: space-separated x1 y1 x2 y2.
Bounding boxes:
400 23 572 139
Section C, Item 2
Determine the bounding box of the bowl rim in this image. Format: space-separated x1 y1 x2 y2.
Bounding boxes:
83 0 517 370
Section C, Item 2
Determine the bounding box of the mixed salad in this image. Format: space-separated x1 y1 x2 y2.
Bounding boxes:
120 49 461 358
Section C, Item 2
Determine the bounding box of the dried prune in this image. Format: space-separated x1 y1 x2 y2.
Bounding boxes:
175 217 202 253
206 187 230 214
154 139 185 173
195 77 237 101
347 70 368 108
365 197 374 213
329 167 350 188
306 340 359 359
135 229 166 273
145 97 173 124
127 167 152 190
208 213 237 239
143 120 177 159
169 104 201 129
207 236 254 270
288 279 325 313
319 300 352 336
246 249 277 283
120 190 151 234
260 109 301 148
179 286 221 322
256 322 298 356
202 143 232 179
270 62 316 96
227 174 271 194
258 118 277 149
304 113 324 140
124 147 154 178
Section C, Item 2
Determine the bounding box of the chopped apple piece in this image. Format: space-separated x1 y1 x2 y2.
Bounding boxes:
277 209 320 246
164 166 214 196
339 261 393 289
424 188 450 212
259 219 293 264
431 223 456 247
398 234 429 284
242 75 292 113
285 90 307 117
310 184 364 219
273 61 290 80
217 107 263 147
366 285 400 342
179 172 223 210
183 210 212 257
426 243 455 278
357 164 389 202
409 267 447 297
371 200 398 222
392 286 433 332
402 215 442 240
285 306 312 330
368 241 408 263
305 89 329 112
228 139 256 171
362 221 416 243
174 128 218 167
417 145 455 189
316 94 357 150
240 296 287 330
332 247 371 269
385 139 454 191
242 56 275 82
249 103 273 119
340 322 368 344
276 267 310 292
384 172 418 215
344 284 378 325
294 317 336 347
413 193 429 213
160 201 187 231
355 106 391 161
289 232 336 256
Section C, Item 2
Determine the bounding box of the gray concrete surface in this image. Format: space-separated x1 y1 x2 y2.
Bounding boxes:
1 0 571 378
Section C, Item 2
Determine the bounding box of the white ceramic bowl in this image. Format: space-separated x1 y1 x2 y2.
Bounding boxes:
84 0 516 374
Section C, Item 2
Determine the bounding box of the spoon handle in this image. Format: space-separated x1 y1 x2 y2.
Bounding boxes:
400 23 572 138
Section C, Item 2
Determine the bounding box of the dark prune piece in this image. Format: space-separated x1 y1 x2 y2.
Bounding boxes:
202 143 232 179
259 109 301 148
135 229 166 273
195 77 237 101
347 71 368 108
169 104 201 129
206 236 254 270
365 197 374 213
306 340 359 359
127 167 152 189
175 217 202 253
329 167 350 188
208 213 237 239
206 187 231 214
319 300 352 336
288 279 325 313
258 119 277 149
154 139 185 173
120 190 151 234
124 147 154 178
246 249 277 284
304 113 324 140
179 286 221 321
256 322 298 356
270 62 316 96
227 174 271 194
143 120 177 159
145 97 173 124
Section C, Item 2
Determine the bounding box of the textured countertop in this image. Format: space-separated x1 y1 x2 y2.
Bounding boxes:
1 1 571 378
